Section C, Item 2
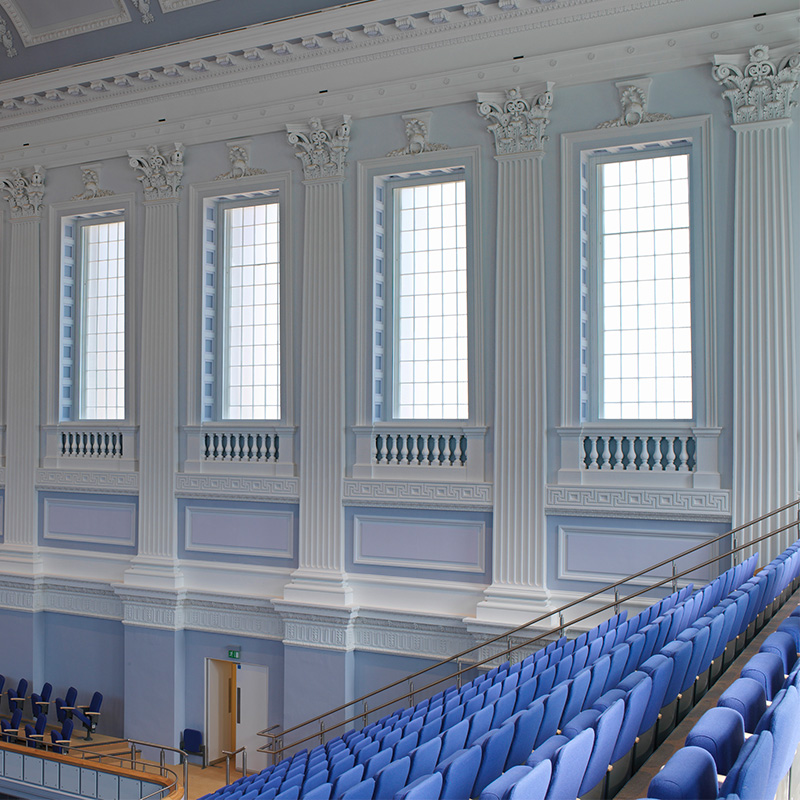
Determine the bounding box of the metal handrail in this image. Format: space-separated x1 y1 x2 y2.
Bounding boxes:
258 498 800 760
54 737 190 800
222 745 247 784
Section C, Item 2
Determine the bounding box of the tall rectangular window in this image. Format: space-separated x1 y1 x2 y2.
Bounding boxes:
201 191 282 423
223 202 281 420
81 220 126 420
394 180 468 419
595 150 692 420
60 211 127 422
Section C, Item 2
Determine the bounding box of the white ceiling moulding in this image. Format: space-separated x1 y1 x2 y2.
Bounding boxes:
158 0 217 11
0 0 131 47
0 6 796 168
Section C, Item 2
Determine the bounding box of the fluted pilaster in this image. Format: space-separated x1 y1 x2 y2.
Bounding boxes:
125 145 183 587
476 88 553 622
713 47 800 559
2 218 42 566
284 119 351 606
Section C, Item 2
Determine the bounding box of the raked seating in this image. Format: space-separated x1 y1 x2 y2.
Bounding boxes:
200 542 800 800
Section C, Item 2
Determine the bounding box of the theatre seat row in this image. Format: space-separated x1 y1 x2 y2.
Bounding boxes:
200 547 784 800
645 602 800 800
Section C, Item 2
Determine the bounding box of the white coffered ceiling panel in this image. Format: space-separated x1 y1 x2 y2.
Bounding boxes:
0 0 131 46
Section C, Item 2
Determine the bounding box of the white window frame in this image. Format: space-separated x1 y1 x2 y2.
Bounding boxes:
557 116 722 489
183 172 296 477
42 194 138 470
352 146 487 482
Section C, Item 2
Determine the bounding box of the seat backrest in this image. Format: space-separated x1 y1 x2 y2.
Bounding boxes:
578 698 625 796
741 651 785 701
647 745 719 800
407 734 442 784
720 730 773 800
508 759 552 800
660 639 693 706
603 643 630 694
437 744 482 800
544 727 594 800
583 655 611 710
470 723 514 797
678 625 711 694
754 685 800 799
610 674 652 763
503 700 545 771
66 686 77 707
561 667 591 723
373 755 410 799
759 631 797 674
535 681 569 747
685 706 745 775
638 655 674 734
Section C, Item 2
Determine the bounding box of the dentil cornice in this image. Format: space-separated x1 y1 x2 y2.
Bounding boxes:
273 601 358 651
0 164 44 218
113 585 187 629
286 116 351 181
477 84 554 155
128 143 184 200
713 45 800 124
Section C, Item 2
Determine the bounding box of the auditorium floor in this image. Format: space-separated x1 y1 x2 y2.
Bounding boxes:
618 584 800 799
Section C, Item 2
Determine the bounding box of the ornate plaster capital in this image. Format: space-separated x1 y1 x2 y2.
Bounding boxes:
597 78 672 128
215 139 267 180
713 45 800 125
72 163 114 200
386 111 449 157
1 165 45 219
477 84 554 156
1 12 16 58
127 143 184 201
286 116 351 180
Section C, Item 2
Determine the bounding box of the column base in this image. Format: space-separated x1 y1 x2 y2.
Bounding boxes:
281 568 354 607
473 584 555 628
123 556 185 591
0 545 44 577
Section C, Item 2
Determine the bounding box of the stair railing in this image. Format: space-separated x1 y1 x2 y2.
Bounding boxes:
259 498 800 763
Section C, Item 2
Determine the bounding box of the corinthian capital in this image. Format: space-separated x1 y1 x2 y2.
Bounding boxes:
128 143 184 201
286 116 351 180
1 165 45 219
477 84 554 156
713 45 800 125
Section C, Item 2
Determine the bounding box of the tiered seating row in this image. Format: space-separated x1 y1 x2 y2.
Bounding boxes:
645 585 800 798
199 545 785 800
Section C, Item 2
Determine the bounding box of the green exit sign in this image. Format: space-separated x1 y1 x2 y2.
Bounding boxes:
228 649 240 660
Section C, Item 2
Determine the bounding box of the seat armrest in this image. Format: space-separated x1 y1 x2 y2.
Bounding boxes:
86 711 101 716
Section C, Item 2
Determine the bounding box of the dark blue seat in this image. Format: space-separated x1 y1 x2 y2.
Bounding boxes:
30 682 52 715
7 678 28 714
55 686 78 723
50 718 73 754
72 691 103 740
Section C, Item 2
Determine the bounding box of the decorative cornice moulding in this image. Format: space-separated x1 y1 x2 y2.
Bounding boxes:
41 579 123 620
175 473 300 502
36 469 139 495
0 467 5 486
354 611 473 659
0 164 45 219
597 77 672 128
0 0 131 47
128 143 184 200
477 84 554 155
0 10 796 169
286 116 351 180
343 478 493 510
0 575 44 612
114 585 187 629
713 45 800 124
274 602 358 651
183 592 283 639
130 0 155 24
545 484 731 521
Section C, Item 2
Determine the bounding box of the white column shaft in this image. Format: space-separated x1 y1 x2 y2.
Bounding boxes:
492 154 547 591
137 200 179 562
732 121 798 558
298 179 345 574
4 219 41 552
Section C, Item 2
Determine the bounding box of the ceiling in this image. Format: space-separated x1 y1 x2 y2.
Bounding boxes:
0 0 369 81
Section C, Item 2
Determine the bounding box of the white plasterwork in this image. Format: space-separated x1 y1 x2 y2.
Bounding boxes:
0 10 16 58
41 578 123 620
183 591 284 639
0 1 131 47
158 0 215 10
36 469 139 495
0 467 5 486
0 8 796 170
43 497 136 547
0 575 44 611
185 505 294 558
114 585 187 629
274 602 358 651
597 77 672 128
545 485 731 521
343 478 492 510
175 473 299 502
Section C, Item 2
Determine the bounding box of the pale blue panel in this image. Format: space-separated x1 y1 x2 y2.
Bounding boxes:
44 759 59 788
61 764 80 794
97 771 119 798
23 755 43 784
81 766 98 797
4 752 23 781
120 775 143 800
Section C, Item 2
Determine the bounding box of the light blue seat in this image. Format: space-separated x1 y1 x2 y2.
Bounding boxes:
647 745 719 800
685 706 745 776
